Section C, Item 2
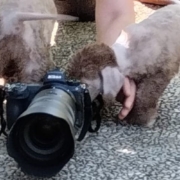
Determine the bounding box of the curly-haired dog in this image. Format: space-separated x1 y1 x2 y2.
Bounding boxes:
68 3 180 127
0 0 78 83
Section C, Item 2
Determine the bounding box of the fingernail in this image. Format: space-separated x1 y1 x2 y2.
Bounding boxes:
118 115 124 120
0 78 5 86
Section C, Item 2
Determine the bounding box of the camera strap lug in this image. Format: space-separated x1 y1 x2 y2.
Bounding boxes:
89 94 104 133
0 86 7 136
77 93 104 141
77 90 92 141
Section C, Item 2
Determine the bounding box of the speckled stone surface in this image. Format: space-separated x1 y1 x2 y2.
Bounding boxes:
1 2 180 180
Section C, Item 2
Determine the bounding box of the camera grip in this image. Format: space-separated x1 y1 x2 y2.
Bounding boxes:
6 98 27 130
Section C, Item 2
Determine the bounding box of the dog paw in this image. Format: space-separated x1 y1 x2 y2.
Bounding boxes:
122 107 158 127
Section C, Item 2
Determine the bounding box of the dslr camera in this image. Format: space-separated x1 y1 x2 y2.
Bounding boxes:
1 69 103 177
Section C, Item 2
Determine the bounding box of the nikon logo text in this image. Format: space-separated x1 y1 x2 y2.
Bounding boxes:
48 75 62 79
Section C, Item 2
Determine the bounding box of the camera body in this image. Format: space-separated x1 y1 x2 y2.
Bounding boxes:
3 69 103 177
5 69 92 141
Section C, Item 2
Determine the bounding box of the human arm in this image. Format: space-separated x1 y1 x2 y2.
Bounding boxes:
95 0 136 119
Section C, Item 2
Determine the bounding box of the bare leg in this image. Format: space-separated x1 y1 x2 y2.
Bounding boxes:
95 0 135 45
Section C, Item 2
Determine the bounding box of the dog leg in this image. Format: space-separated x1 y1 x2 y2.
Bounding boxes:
122 72 172 127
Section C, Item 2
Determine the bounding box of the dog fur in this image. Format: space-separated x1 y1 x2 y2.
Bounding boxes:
67 3 180 127
0 0 78 83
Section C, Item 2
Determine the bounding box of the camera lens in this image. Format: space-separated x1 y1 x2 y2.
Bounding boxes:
22 114 67 156
7 88 77 177
16 113 73 162
33 120 58 145
28 115 63 150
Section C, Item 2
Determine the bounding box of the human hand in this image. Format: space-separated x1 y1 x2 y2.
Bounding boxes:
0 78 5 86
116 77 136 119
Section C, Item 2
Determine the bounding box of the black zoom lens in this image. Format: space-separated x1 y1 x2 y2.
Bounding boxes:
29 116 62 150
25 115 65 155
7 88 76 177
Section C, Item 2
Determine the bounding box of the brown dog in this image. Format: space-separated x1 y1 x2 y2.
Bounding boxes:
0 0 78 83
68 3 180 127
